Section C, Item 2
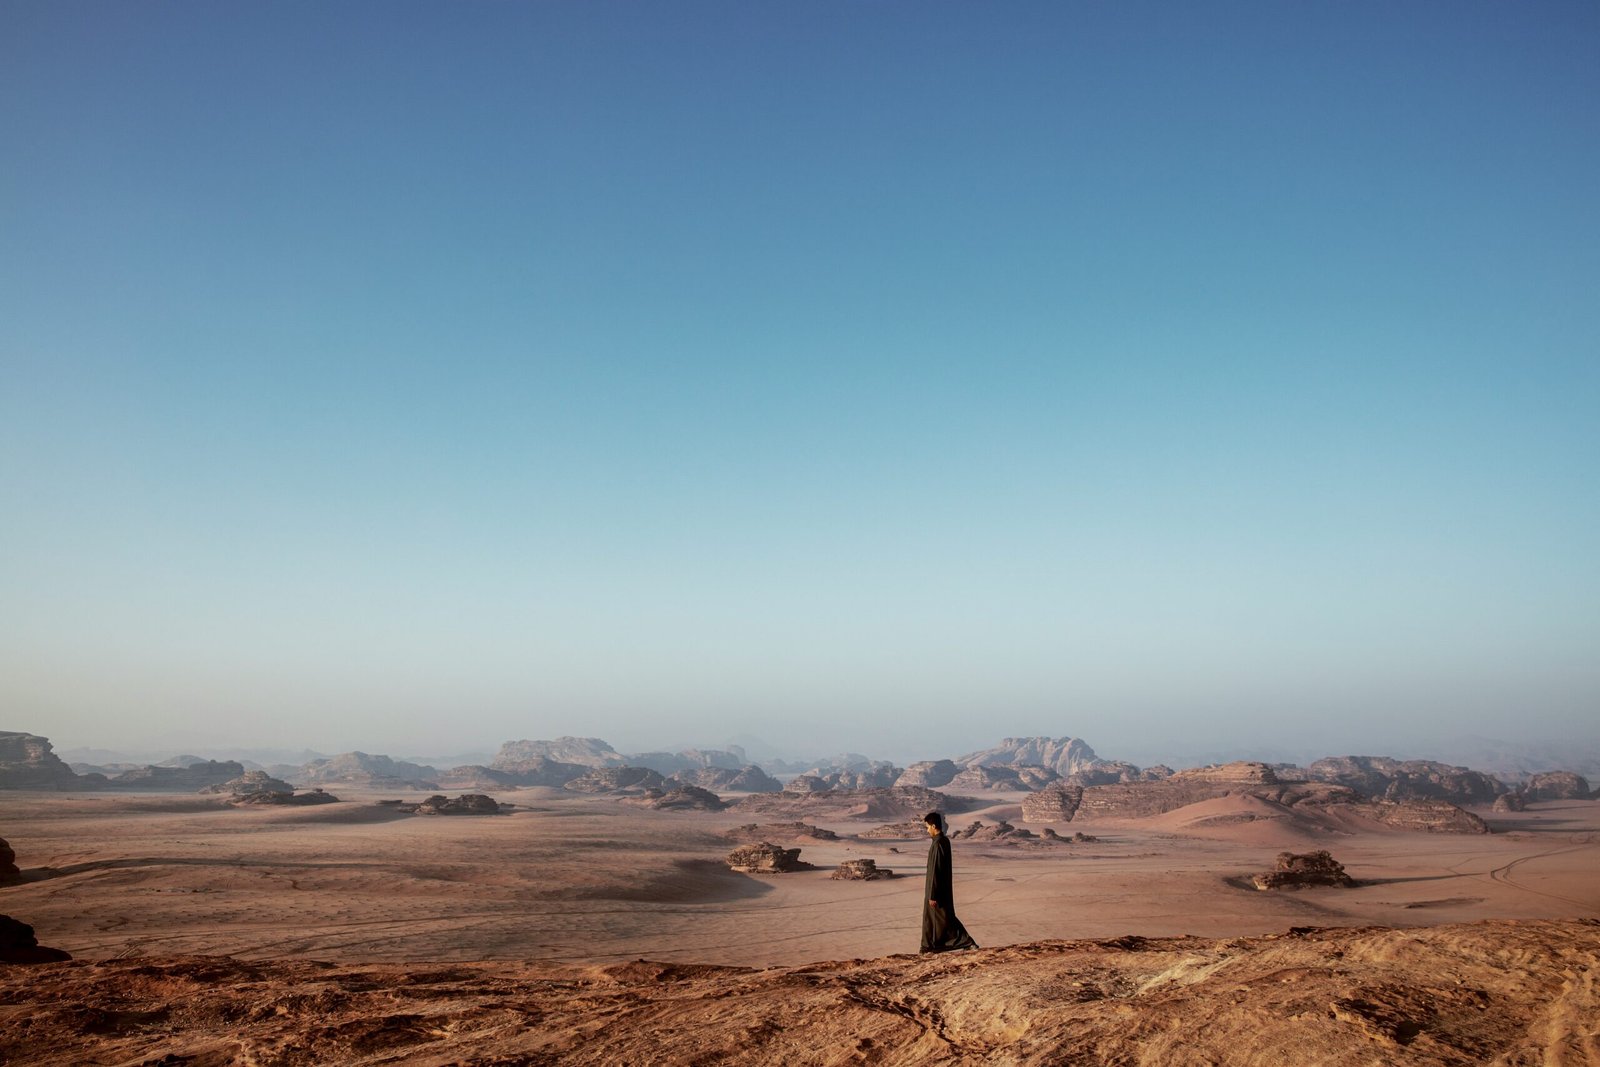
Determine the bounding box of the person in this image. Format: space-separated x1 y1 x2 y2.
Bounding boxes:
920 811 978 953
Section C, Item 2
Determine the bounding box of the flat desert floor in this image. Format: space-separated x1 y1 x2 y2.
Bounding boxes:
3 788 1597 967
4 789 1600 1065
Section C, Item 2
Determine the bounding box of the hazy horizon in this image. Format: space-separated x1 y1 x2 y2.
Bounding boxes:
5 5 1596 764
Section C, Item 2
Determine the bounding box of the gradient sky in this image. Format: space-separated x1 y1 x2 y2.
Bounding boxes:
3 2 1597 765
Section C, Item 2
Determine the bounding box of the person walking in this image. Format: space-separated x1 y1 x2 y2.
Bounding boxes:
920 811 978 953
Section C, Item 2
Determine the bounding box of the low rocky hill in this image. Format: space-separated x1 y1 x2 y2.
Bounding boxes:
296 752 439 790
3 920 1593 1065
1304 756 1502 804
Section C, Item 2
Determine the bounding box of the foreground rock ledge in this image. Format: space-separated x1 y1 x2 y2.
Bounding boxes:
2 919 1596 1066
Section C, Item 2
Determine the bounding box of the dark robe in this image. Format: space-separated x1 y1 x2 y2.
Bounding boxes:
920 832 978 953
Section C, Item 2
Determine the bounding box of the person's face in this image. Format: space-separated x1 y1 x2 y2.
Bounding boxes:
925 820 939 837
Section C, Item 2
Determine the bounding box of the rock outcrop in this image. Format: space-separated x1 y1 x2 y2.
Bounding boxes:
958 736 1104 777
1022 785 1084 823
625 749 746 775
297 753 439 790
1493 793 1528 813
783 774 830 793
620 786 726 811
111 761 245 791
0 732 89 790
946 765 1060 791
2 920 1597 1064
858 821 928 839
1251 851 1356 890
831 859 894 880
1523 771 1590 801
492 738 625 771
724 842 812 874
0 914 71 963
563 767 667 794
669 765 783 793
951 819 1042 842
230 788 339 807
410 794 500 816
450 758 586 788
202 770 294 797
730 786 971 822
721 822 839 843
1305 757 1502 804
894 760 959 788
1364 799 1489 834
0 837 20 885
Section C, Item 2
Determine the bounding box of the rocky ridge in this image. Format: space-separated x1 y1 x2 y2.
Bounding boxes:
4 920 1594 1065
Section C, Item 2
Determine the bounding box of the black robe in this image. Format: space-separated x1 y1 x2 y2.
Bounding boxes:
920 832 978 953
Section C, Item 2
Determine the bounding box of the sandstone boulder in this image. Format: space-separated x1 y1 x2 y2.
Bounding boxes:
725 842 812 874
831 859 894 880
1022 786 1084 823
0 915 71 963
1493 793 1527 813
1252 850 1356 890
1524 771 1590 801
784 774 830 793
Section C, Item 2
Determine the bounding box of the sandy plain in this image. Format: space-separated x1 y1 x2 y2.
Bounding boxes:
3 788 1597 966
2 788 1598 1065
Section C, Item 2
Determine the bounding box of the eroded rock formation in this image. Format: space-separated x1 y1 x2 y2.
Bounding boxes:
957 736 1104 777
669 766 782 793
564 767 667 794
0 732 89 791
620 786 726 811
111 761 245 791
0 915 71 964
831 859 894 880
0 838 20 885
721 822 839 843
297 753 439 790
1021 785 1084 823
1251 850 1356 890
411 794 501 815
724 842 811 874
492 738 625 771
202 770 294 797
1305 757 1502 804
1523 771 1591 801
894 760 958 788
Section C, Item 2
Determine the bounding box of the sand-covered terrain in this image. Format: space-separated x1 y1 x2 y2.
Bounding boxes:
2 788 1598 1063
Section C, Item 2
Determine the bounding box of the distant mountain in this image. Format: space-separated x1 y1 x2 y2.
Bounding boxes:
492 737 626 770
957 737 1105 777
296 752 439 789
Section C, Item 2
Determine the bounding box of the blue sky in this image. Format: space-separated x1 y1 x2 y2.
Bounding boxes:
3 2 1596 764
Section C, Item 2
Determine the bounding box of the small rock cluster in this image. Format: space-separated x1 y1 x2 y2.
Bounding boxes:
410 794 501 815
725 842 811 873
831 859 894 880
1251 850 1356 890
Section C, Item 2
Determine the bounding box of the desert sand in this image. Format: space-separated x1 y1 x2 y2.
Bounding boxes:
2 788 1598 1063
